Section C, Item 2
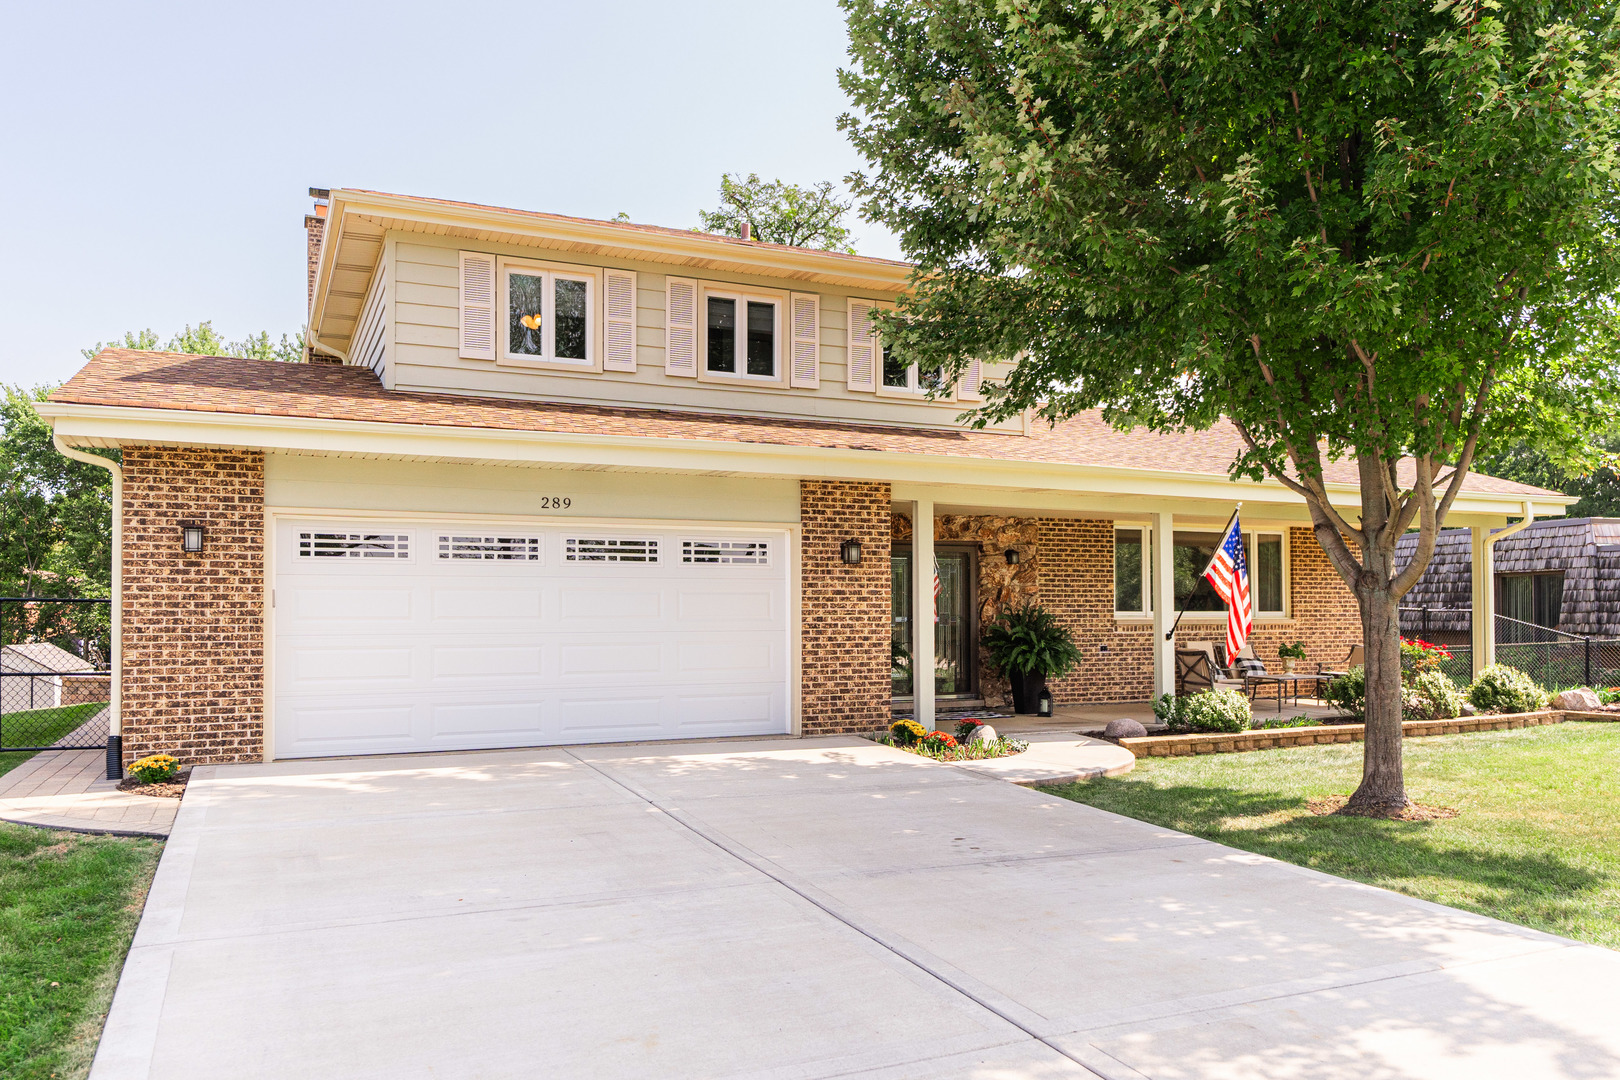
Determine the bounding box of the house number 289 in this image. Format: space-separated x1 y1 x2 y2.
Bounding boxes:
539 497 572 509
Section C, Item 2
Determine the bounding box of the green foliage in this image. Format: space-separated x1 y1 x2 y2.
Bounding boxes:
1255 715 1324 730
1276 641 1308 660
1405 669 1467 724
981 601 1081 679
1401 638 1453 680
1325 666 1368 720
696 173 857 252
0 387 116 598
1601 687 1620 706
1477 429 1620 519
128 754 179 785
82 321 305 362
1469 664 1551 714
889 718 927 746
1170 689 1252 734
1152 693 1178 724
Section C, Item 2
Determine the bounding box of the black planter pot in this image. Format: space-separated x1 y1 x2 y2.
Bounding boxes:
1010 672 1048 715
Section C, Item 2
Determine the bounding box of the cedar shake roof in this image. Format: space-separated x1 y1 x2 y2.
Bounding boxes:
52 350 1561 497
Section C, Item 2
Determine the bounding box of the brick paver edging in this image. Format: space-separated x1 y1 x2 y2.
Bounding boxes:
1119 709 1618 758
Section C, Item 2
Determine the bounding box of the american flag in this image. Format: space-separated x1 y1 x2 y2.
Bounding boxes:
1203 512 1252 658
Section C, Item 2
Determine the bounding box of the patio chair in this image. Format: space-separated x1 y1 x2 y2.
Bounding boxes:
1316 644 1364 681
1182 641 1249 693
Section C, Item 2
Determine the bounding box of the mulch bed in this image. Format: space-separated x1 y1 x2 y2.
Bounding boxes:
1307 795 1459 821
117 769 189 799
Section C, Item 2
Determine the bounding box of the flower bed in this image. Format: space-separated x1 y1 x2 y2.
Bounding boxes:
877 718 1029 761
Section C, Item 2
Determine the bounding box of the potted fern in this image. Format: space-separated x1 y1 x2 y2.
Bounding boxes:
982 602 1082 714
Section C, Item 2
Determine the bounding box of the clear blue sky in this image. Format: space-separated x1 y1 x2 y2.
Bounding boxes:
0 0 899 387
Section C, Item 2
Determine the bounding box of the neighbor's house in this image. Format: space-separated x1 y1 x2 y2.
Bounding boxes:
0 641 103 711
36 189 1570 773
1396 518 1620 645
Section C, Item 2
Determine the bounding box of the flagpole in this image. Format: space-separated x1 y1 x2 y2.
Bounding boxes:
1164 503 1241 641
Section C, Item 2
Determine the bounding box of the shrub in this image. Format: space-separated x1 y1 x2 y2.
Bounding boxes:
1468 664 1550 714
1324 666 1366 720
1152 694 1178 725
981 602 1082 678
1600 687 1620 705
1400 638 1452 680
1404 669 1466 723
129 753 179 785
890 718 927 746
1172 689 1252 733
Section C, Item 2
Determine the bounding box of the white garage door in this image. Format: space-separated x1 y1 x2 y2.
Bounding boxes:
272 519 791 758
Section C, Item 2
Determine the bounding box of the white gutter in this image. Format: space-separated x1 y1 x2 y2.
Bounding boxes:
51 435 123 780
1491 501 1538 544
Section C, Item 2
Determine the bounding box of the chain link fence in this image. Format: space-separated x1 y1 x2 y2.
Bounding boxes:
0 597 112 752
1399 605 1620 692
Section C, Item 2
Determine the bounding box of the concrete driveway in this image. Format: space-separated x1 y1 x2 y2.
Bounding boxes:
94 736 1620 1079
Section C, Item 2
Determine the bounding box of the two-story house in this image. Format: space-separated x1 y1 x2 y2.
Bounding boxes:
39 188 1568 774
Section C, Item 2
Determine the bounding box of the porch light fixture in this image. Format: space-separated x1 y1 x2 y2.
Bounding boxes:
840 538 863 566
1003 548 1022 566
180 522 206 554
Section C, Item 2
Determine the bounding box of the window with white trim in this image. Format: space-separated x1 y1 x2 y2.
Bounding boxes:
702 286 781 381
565 537 660 563
298 532 410 559
682 539 769 565
437 535 540 561
870 301 950 399
499 258 595 366
1112 527 1286 619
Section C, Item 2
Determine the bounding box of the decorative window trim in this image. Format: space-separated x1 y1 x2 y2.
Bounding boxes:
565 537 661 563
496 256 601 373
1112 525 1289 621
696 282 788 388
297 531 411 560
436 534 541 561
681 538 770 566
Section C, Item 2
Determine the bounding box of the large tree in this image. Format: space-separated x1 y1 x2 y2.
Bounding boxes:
840 0 1620 810
697 173 859 252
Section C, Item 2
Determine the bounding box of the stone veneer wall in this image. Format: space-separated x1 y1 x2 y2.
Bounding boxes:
121 447 266 765
1040 521 1362 704
800 480 893 734
892 514 1040 707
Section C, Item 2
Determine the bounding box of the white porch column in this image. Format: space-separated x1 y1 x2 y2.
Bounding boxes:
1151 511 1177 699
1470 525 1495 676
910 497 937 732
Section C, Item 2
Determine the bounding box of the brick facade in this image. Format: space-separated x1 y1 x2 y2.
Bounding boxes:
121 447 265 766
799 480 892 735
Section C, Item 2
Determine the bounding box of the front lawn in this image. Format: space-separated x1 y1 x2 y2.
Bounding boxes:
0 824 161 1079
0 702 109 750
1044 722 1620 949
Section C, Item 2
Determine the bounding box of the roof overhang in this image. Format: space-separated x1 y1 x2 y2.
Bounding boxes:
39 400 1572 526
309 189 917 354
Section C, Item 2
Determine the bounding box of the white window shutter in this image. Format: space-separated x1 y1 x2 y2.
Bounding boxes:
458 252 496 360
958 357 984 400
603 269 638 372
665 276 698 377
846 299 876 392
788 292 820 389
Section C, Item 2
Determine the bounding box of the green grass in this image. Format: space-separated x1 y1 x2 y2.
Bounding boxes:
0 703 108 750
1043 722 1620 949
0 824 161 1079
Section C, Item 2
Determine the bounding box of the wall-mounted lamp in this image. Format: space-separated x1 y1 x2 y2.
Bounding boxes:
840 538 863 566
181 522 206 554
1004 548 1022 566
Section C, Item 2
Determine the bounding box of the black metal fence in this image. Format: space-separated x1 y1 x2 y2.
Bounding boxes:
1398 605 1620 692
0 597 112 752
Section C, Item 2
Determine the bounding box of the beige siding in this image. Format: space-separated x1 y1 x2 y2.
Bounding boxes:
350 256 389 380
264 455 799 524
386 237 1021 432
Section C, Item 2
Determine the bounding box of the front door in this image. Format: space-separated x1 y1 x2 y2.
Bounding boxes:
891 548 975 699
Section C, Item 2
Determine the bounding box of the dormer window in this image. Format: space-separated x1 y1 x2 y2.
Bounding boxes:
698 284 785 385
881 345 949 396
497 257 598 370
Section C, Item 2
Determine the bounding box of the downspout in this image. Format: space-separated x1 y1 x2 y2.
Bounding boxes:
52 435 123 780
1491 501 1538 546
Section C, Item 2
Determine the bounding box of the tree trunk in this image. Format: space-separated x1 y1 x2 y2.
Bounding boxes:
1347 574 1409 811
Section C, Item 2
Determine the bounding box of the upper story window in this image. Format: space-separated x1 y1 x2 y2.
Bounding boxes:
497 257 597 370
882 343 950 396
1114 526 1287 619
699 285 784 384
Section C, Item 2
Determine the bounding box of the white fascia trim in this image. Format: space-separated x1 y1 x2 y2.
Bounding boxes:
39 401 1572 517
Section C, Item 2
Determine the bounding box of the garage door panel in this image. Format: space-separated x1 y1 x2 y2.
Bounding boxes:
275 520 790 758
429 645 544 679
429 587 544 621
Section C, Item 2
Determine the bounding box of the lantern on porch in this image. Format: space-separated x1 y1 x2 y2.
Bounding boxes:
1037 687 1053 717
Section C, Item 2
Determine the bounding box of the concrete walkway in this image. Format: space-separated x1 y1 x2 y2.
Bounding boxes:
0 749 176 837
93 737 1620 1079
950 731 1136 785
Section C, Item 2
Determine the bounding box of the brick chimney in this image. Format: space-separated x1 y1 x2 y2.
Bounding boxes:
305 189 341 364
